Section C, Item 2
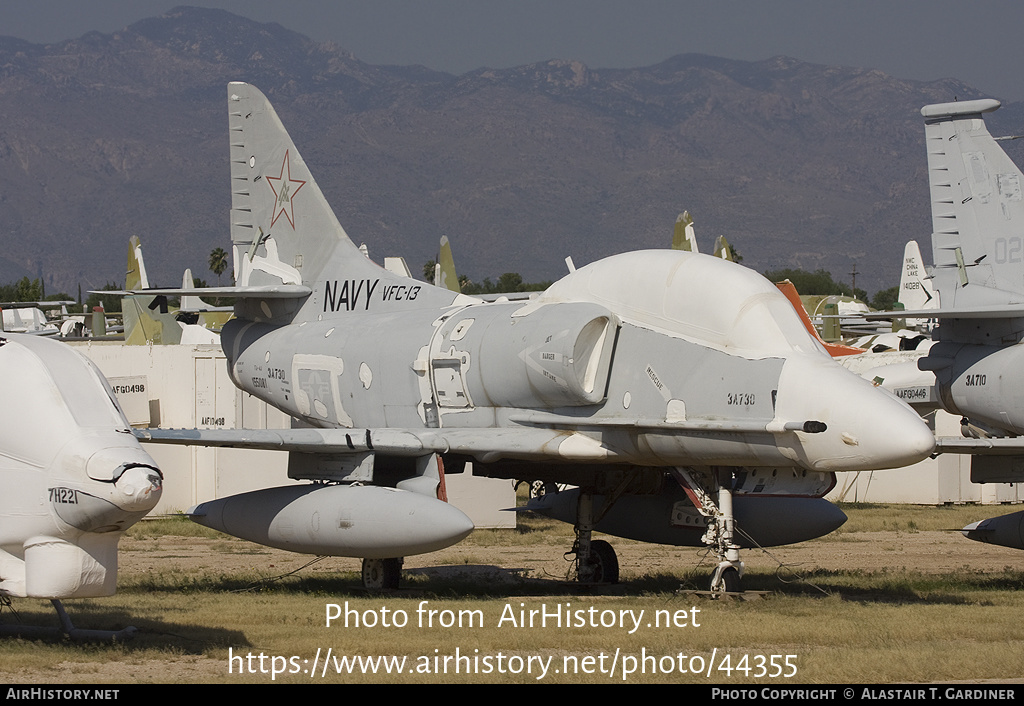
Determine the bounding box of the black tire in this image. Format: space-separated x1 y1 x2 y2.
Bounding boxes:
717 566 741 593
588 539 620 584
362 557 402 590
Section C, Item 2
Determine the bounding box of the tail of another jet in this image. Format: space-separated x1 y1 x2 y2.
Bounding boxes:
713 235 734 262
122 236 183 345
126 236 149 290
897 240 938 328
436 235 461 293
671 212 698 252
898 240 938 310
921 99 1024 310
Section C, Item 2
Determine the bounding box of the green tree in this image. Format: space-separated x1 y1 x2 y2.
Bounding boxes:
461 272 552 295
763 268 864 299
870 286 900 312
209 247 229 284
0 277 44 302
422 259 437 284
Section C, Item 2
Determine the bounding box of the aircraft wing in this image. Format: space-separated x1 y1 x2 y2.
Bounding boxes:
134 416 829 464
134 426 608 462
0 301 75 309
934 437 1024 454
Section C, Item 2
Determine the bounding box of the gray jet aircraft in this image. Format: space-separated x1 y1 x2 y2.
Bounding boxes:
131 83 934 592
894 99 1024 550
0 334 163 639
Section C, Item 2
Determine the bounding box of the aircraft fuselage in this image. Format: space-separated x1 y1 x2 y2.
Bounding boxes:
222 250 934 477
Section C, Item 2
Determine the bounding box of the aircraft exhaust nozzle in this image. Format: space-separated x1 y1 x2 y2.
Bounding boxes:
186 484 474 558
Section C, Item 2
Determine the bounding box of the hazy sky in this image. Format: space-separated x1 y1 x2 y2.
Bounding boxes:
3 1 1024 100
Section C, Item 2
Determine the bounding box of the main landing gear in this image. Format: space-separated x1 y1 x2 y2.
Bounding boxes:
569 490 620 584
671 467 745 595
361 557 403 590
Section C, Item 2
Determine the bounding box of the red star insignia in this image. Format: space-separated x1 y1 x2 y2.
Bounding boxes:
266 149 307 229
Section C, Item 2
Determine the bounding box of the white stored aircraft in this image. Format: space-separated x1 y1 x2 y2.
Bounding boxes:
0 302 72 336
129 83 934 593
890 99 1024 550
0 334 163 639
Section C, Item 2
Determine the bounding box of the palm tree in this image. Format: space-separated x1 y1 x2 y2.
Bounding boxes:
209 247 228 284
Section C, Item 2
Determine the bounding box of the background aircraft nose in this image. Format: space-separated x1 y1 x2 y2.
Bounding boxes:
778 357 934 472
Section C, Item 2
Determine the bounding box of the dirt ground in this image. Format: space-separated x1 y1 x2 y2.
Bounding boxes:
2 526 1021 684
114 526 1024 582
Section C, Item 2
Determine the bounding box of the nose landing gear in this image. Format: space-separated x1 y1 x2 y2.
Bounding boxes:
671 467 745 595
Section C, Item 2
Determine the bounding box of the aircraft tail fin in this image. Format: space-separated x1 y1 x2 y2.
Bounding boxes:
121 236 183 345
922 99 1024 309
898 240 937 310
897 240 939 326
227 82 377 293
437 235 461 293
713 235 734 262
224 83 460 323
671 212 698 252
179 268 204 313
126 236 149 290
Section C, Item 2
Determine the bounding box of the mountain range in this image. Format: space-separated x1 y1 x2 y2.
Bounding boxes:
2 5 1022 297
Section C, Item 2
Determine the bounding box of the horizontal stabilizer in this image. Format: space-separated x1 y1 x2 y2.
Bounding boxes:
99 285 311 299
867 303 1024 320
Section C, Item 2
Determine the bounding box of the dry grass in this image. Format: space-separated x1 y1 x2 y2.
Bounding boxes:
1 504 1022 684
830 502 999 534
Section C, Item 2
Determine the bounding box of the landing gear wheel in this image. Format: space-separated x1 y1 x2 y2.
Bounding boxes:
361 558 403 590
711 566 742 594
586 539 619 584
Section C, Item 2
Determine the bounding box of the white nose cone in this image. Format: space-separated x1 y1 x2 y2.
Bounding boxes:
85 445 163 513
115 465 164 512
776 356 934 472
